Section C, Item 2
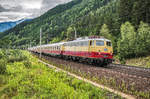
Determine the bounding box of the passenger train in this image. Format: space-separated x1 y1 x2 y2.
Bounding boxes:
29 36 113 66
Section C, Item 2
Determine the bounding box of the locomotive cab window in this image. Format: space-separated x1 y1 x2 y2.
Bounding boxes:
96 40 104 46
106 41 112 46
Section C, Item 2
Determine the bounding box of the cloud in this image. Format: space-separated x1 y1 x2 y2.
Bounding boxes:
20 0 43 9
0 12 31 22
42 0 71 9
0 0 72 23
0 5 8 12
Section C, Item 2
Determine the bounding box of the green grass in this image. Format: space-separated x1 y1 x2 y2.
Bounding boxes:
0 50 121 99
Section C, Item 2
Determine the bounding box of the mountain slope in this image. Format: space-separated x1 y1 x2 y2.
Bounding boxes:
0 0 116 47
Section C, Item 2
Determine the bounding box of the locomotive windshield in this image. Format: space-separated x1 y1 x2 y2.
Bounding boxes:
96 40 104 46
106 41 112 46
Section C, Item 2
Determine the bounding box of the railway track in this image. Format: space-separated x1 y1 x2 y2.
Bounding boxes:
33 53 150 99
108 64 150 79
35 53 150 79
109 63 150 72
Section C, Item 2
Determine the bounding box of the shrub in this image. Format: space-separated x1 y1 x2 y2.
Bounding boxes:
0 50 5 59
0 59 7 74
23 60 31 68
146 58 150 68
7 50 28 63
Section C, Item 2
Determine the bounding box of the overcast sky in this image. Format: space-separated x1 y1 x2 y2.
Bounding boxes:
0 0 71 23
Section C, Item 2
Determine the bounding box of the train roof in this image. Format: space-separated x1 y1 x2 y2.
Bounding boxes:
31 42 66 49
29 37 111 49
43 42 66 47
67 37 111 43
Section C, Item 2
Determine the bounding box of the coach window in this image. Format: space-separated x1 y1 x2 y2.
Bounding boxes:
73 42 75 46
80 42 82 46
79 42 82 46
85 41 88 46
76 42 78 46
82 41 85 46
82 42 84 46
74 42 77 46
96 40 104 46
79 42 81 46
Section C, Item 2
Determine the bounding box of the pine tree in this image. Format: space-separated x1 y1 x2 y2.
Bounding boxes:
132 0 150 25
66 26 74 40
118 22 137 59
119 0 134 23
136 21 150 55
100 24 111 39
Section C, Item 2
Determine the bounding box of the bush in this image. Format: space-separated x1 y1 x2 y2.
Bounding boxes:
146 57 150 68
0 59 7 74
7 50 28 63
23 60 31 68
0 50 5 59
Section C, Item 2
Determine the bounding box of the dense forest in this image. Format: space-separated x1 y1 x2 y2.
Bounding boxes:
0 0 150 62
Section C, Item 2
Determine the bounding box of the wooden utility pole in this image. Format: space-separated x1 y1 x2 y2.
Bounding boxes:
40 28 42 58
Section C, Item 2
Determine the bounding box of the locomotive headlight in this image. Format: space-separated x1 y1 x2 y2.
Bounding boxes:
109 52 113 56
104 48 108 51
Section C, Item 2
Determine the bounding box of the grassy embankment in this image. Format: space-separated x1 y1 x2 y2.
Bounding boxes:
0 49 120 99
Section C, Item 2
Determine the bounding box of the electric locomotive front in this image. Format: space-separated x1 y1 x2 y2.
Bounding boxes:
88 37 113 64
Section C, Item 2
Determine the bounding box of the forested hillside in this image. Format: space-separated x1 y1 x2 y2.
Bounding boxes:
0 0 118 46
0 0 150 62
